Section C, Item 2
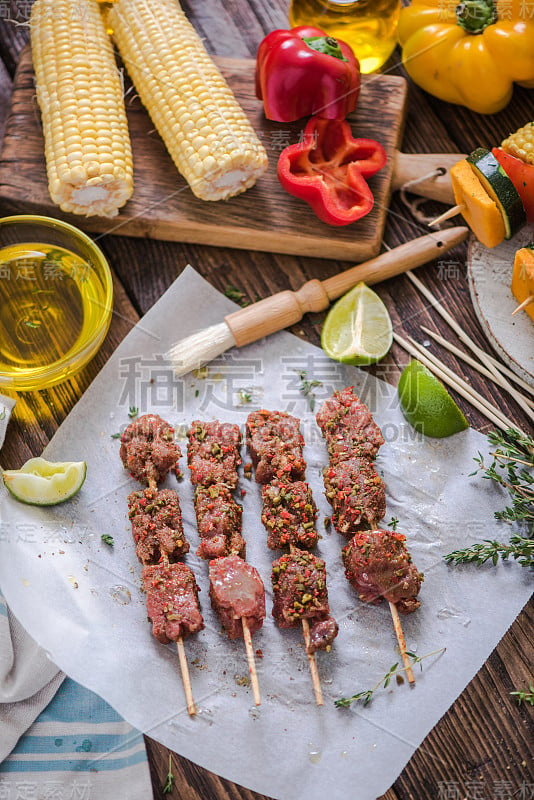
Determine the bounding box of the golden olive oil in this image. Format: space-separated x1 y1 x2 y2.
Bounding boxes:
289 0 401 74
0 242 108 389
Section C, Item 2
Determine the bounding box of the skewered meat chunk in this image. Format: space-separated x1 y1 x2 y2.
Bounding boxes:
316 386 384 461
323 456 386 535
187 420 242 488
246 409 306 483
271 548 338 652
128 488 190 564
261 480 318 550
209 555 266 639
142 562 204 644
120 414 180 485
194 485 245 560
342 529 424 614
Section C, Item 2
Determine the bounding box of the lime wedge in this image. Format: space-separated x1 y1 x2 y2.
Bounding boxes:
321 282 393 366
398 359 469 438
2 457 87 506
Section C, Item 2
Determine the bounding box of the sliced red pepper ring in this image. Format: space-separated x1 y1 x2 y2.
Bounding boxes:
277 117 387 226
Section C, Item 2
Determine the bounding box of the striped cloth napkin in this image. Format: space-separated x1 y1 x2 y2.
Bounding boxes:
0 591 153 799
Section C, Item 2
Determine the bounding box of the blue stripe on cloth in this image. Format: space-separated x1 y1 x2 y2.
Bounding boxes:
37 678 125 724
0 749 148 773
8 733 140 756
1 678 148 776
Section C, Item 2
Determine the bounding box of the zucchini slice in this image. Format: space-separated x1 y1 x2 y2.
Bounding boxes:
466 147 526 239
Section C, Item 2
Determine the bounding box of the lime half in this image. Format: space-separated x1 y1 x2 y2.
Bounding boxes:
398 359 469 438
2 457 87 506
321 282 393 366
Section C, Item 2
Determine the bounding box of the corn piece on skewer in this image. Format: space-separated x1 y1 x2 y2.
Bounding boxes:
107 0 268 201
502 121 534 165
30 0 133 217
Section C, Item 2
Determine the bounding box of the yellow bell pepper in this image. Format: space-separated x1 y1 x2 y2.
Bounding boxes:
397 0 534 114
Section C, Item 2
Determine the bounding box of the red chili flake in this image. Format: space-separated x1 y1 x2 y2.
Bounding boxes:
240 489 247 497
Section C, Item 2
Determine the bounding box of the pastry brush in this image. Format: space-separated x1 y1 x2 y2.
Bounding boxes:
166 227 468 376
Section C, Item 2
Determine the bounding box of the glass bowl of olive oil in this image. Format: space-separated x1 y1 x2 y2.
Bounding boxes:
0 215 113 391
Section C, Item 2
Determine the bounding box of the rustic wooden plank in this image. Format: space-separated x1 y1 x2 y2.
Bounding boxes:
0 57 12 145
0 48 408 262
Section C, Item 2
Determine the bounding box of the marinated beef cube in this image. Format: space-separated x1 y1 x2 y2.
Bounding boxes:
187 420 242 488
246 409 306 483
316 387 384 460
142 562 204 644
194 485 245 560
120 414 180 485
342 529 423 613
323 456 386 535
128 488 189 564
261 480 318 550
308 616 339 654
271 549 336 643
209 555 266 639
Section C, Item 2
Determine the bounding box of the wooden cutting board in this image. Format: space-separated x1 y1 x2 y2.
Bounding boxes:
0 47 408 261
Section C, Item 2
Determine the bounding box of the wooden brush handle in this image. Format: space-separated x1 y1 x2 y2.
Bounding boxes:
225 227 468 348
392 152 466 204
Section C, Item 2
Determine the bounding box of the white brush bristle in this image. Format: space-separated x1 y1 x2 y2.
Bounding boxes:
166 322 236 377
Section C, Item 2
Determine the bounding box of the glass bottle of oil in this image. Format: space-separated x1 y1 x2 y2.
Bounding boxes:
289 0 401 74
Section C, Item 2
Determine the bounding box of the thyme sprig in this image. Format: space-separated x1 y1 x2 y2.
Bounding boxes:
295 370 323 412
445 429 533 569
335 647 446 708
163 754 175 794
510 684 534 707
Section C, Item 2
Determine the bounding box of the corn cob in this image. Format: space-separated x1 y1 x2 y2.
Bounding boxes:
30 0 133 217
502 121 534 165
106 0 268 202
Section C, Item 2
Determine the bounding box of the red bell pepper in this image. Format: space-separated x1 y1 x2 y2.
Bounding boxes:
255 26 360 122
277 117 387 226
492 147 534 223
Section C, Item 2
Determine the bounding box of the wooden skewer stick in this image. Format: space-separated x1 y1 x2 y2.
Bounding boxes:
428 203 465 227
147 476 197 716
512 295 534 316
242 617 261 707
288 543 323 706
388 602 415 684
420 326 534 411
176 638 197 716
301 617 324 706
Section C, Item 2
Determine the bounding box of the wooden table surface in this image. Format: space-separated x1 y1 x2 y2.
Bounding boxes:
0 2 532 799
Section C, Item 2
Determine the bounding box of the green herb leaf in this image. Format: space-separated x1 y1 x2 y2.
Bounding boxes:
335 647 446 708
101 534 114 546
128 406 139 419
163 754 175 794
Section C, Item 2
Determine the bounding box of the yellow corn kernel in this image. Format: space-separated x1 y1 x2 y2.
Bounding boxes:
30 0 133 217
501 121 534 165
107 0 268 202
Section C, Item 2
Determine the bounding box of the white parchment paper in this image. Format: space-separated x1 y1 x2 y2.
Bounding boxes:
0 267 531 800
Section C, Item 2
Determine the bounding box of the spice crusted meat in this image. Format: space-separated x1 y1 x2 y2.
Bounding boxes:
271 548 338 653
246 410 306 484
120 414 181 485
187 420 242 488
128 488 190 564
316 387 384 461
323 456 386 535
194 485 245 560
209 555 266 639
261 480 318 550
142 562 204 644
342 529 424 613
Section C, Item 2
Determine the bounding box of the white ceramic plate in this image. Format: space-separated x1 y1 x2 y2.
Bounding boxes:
468 225 534 387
